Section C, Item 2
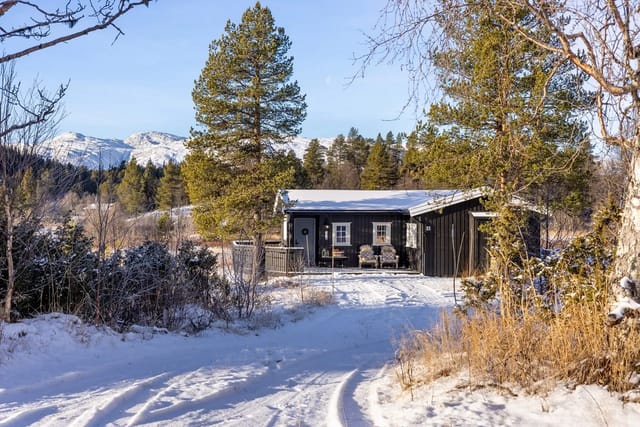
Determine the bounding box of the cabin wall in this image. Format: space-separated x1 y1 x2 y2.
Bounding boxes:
284 199 540 276
286 212 409 267
414 199 484 277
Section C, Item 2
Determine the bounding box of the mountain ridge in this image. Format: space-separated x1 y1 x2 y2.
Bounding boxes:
41 131 333 169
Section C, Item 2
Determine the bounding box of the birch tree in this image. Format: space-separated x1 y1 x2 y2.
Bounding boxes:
487 0 640 317
0 1 155 63
0 62 64 321
362 0 640 319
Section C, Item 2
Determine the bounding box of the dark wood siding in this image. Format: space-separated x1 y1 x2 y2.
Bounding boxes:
287 211 409 267
468 214 492 274
415 198 484 277
406 219 423 273
284 195 540 276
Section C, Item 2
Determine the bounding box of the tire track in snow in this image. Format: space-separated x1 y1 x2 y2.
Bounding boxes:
367 364 392 427
327 369 358 426
327 368 375 427
329 275 452 425
124 363 269 426
0 404 58 427
0 274 454 426
68 372 173 427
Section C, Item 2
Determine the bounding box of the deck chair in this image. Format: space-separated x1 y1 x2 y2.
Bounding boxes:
379 245 399 268
358 244 378 268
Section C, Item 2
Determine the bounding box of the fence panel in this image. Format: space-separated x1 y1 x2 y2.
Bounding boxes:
232 241 304 279
265 246 304 275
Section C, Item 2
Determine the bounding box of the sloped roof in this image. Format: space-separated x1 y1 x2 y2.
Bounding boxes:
408 187 489 216
278 189 481 214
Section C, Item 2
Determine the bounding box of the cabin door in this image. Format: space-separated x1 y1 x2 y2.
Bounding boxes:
293 217 316 267
469 214 491 274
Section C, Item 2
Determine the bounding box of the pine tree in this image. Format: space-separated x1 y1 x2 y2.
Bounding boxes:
344 127 370 179
323 133 360 189
386 131 404 171
275 149 310 188
18 166 37 210
142 160 159 211
360 139 399 190
302 138 326 188
117 157 145 214
403 4 593 205
387 2 594 288
157 160 188 211
184 2 306 283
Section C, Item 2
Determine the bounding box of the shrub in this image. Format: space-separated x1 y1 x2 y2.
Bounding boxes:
396 199 640 395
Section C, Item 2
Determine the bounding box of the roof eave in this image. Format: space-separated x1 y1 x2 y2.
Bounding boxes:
409 187 488 217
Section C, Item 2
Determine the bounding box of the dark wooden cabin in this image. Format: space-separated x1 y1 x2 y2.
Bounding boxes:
407 190 487 276
275 188 540 277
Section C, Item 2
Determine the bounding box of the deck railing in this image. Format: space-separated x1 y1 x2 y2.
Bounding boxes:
232 240 304 279
265 246 304 275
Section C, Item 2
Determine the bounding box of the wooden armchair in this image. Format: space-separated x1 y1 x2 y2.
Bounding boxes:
358 244 378 268
379 245 399 268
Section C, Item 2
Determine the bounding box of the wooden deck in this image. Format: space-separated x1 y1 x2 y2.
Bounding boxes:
300 266 420 275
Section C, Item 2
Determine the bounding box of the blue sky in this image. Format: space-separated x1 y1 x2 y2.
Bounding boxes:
8 0 419 140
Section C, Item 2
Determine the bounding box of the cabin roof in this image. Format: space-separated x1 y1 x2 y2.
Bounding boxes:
278 189 482 214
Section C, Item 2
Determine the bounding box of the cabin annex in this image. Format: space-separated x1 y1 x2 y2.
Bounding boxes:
275 188 540 277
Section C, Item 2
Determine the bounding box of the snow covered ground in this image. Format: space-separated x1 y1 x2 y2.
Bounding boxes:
1 272 638 426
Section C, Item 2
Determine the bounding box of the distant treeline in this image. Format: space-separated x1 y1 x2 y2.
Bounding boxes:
6 127 409 215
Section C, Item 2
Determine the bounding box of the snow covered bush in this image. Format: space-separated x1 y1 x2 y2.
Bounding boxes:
174 240 230 327
0 216 96 319
552 197 619 309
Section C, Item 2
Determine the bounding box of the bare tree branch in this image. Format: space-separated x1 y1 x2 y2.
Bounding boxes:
0 0 155 64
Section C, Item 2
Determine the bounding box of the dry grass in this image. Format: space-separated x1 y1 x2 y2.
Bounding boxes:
270 279 335 307
396 300 640 395
302 288 334 306
395 312 465 390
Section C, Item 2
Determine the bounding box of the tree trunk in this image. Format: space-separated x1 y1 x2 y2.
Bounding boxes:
613 140 640 282
3 194 14 322
251 232 264 285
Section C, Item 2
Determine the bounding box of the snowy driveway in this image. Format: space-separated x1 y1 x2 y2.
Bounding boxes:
0 273 453 426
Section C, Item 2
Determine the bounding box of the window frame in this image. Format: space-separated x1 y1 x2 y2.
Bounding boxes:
372 222 392 246
332 222 351 246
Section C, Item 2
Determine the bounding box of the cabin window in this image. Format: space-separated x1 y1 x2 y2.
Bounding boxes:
332 222 351 246
372 222 391 246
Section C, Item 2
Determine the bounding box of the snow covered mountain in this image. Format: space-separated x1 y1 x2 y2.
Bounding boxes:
41 132 334 169
282 136 334 159
41 131 188 169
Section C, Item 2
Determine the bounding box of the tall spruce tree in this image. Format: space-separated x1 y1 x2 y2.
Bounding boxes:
385 131 404 171
360 138 398 190
117 158 145 215
322 133 360 189
302 138 326 188
157 160 187 211
142 160 159 212
184 2 306 283
344 127 370 182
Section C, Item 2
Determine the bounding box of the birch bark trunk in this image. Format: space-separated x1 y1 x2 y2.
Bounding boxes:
614 142 640 284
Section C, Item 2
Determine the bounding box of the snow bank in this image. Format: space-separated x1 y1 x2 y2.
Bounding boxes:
0 274 638 425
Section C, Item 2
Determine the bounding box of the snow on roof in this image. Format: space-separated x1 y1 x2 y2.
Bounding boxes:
408 187 489 216
279 189 476 213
